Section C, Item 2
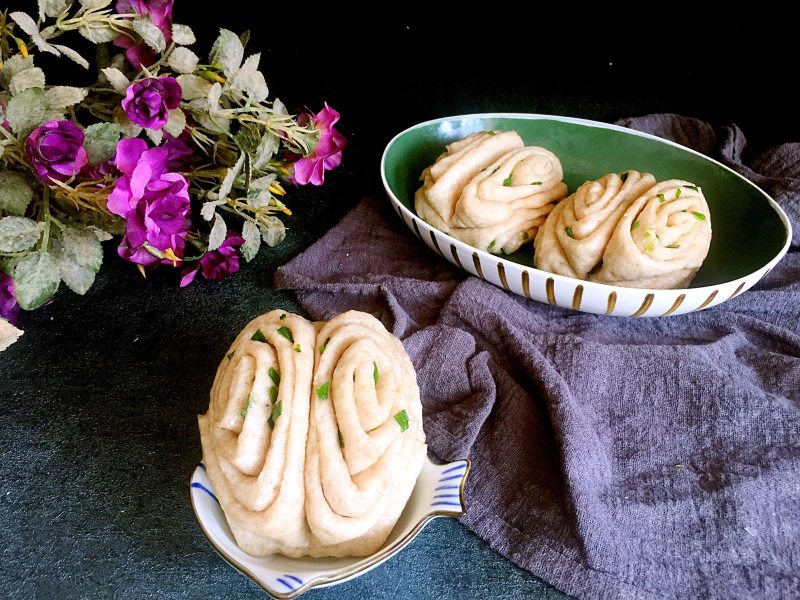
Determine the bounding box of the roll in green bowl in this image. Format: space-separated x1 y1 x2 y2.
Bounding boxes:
380 114 791 317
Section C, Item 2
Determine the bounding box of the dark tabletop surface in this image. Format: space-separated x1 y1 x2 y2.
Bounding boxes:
0 5 795 598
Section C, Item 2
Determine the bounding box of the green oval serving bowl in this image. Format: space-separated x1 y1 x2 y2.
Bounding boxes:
380 114 792 317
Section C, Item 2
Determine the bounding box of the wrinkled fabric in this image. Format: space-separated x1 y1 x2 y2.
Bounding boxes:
275 114 800 599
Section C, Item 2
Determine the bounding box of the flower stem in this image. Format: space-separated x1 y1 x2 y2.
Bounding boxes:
40 187 51 253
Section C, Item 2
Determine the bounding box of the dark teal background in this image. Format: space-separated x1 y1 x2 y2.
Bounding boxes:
1 4 794 598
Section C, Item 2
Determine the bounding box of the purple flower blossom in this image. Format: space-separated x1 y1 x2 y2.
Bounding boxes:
180 231 244 287
0 273 20 325
25 120 88 184
122 77 182 130
292 103 347 186
107 138 190 268
114 0 174 70
163 132 194 172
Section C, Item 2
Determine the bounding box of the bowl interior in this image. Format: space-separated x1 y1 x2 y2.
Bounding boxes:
383 115 788 287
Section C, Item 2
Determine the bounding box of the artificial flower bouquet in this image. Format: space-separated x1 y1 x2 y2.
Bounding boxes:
0 0 346 345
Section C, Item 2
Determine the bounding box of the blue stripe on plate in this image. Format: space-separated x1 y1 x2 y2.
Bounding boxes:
439 473 465 482
277 578 295 591
434 494 460 499
191 482 219 504
199 462 206 471
441 463 466 475
431 501 462 507
287 575 303 585
435 485 461 492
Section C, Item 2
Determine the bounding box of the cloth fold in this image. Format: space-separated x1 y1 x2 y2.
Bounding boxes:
275 114 800 599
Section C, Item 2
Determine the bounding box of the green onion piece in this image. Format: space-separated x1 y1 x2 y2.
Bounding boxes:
373 362 379 384
620 172 629 182
485 130 496 136
683 185 699 192
487 240 496 251
675 189 682 198
666 244 681 249
268 386 278 403
319 337 330 354
279 313 287 320
240 394 251 418
502 174 513 186
338 430 345 448
658 193 666 203
394 410 410 432
277 326 293 342
268 367 280 386
565 226 575 239
530 181 543 185
294 344 302 353
645 243 655 254
251 329 266 343
316 382 330 400
226 350 235 360
631 220 641 230
691 211 706 221
268 400 283 428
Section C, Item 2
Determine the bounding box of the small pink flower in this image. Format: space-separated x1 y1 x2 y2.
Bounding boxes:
180 231 244 287
114 0 174 70
0 272 19 325
25 120 88 184
107 138 190 269
292 103 347 186
122 77 182 130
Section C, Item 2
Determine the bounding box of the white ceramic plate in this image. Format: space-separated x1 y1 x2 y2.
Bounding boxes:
381 113 792 317
190 457 469 598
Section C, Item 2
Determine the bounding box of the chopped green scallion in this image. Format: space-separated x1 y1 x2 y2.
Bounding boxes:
675 189 682 198
294 344 302 353
277 326 293 342
319 337 330 354
502 174 513 186
240 394 251 418
268 367 280 386
691 211 706 221
631 220 641 230
487 240 496 251
268 400 283 428
268 386 278 403
394 410 410 432
373 362 379 384
316 382 330 400
657 193 666 203
666 244 681 249
565 226 575 239
226 350 235 360
251 329 266 343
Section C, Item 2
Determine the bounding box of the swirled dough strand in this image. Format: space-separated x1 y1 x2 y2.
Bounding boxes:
534 170 656 278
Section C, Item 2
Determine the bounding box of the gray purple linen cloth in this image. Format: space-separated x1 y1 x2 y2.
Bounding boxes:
275 114 800 599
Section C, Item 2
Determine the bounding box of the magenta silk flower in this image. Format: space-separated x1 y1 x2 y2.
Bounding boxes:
25 120 88 183
122 77 182 130
293 104 348 186
0 272 19 325
114 0 174 70
107 138 191 268
180 231 245 287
